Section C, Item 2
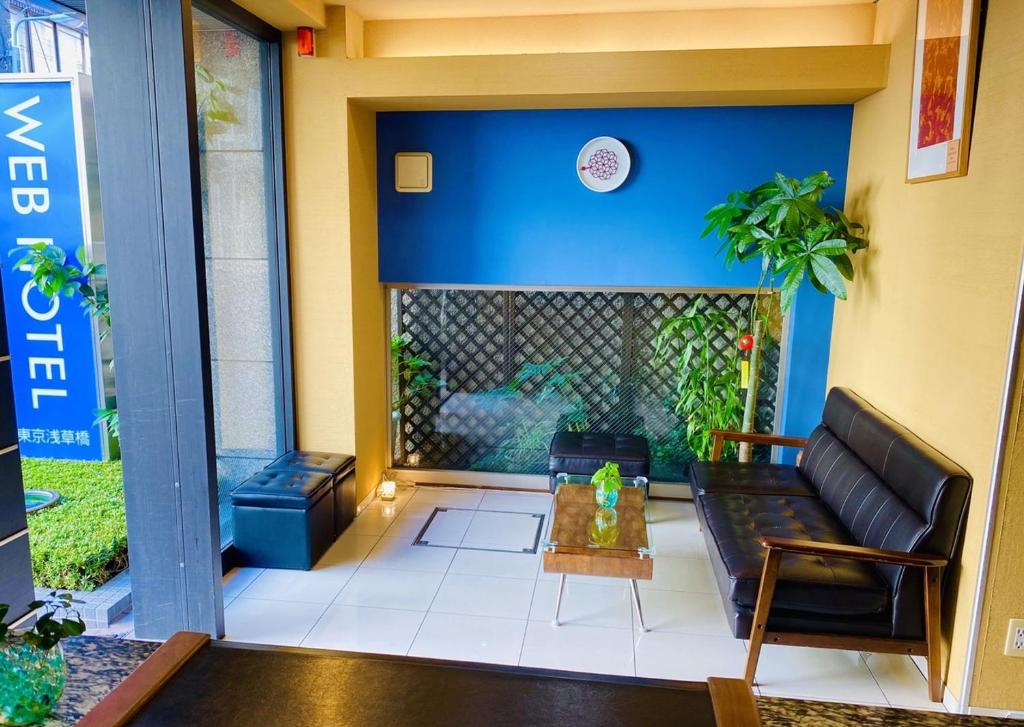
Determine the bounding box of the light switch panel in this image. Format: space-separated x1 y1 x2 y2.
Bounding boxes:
395 152 432 193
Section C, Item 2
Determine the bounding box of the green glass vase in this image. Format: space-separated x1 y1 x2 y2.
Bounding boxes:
0 640 66 726
594 480 620 509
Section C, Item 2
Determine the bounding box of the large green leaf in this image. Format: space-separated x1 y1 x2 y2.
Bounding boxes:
811 238 848 255
771 202 789 229
779 259 807 312
745 202 773 226
832 253 855 281
809 254 847 299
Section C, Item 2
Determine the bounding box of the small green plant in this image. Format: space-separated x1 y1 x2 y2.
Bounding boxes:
391 333 444 411
590 461 623 492
11 244 108 333
652 297 743 462
0 593 85 651
94 407 119 438
591 461 624 508
10 244 117 438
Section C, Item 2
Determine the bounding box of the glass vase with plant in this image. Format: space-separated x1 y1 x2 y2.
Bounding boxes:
700 170 868 458
0 593 86 726
591 461 623 508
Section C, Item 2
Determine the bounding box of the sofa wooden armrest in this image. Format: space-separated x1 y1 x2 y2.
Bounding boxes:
746 536 945 701
709 431 808 462
757 536 948 568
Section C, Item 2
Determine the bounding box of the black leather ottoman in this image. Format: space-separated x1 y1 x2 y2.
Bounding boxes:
265 451 356 537
548 432 650 493
231 470 334 570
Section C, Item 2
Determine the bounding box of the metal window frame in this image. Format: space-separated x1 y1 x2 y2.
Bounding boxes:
192 0 295 453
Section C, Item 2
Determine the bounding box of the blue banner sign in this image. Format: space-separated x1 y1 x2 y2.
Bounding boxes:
0 77 104 460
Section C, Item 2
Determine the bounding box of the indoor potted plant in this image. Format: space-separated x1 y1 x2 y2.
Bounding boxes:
700 170 867 458
0 593 85 726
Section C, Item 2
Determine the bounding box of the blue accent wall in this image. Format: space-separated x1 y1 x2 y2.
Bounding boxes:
377 106 853 444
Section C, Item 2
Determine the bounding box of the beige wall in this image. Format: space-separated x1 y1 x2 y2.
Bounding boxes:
347 101 388 505
282 12 360 483
830 0 1024 710
363 5 875 57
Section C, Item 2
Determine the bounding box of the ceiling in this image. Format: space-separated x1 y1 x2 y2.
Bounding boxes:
337 0 874 21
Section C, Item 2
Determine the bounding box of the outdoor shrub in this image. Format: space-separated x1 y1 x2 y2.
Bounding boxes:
23 459 127 592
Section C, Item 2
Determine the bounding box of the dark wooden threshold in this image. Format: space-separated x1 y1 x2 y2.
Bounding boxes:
79 632 761 726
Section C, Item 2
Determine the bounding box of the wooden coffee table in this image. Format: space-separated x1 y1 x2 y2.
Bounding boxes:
543 474 653 632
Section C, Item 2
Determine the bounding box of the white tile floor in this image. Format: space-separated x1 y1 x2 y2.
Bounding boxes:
222 485 944 712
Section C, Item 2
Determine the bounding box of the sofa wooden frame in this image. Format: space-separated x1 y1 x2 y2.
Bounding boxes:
709 430 947 703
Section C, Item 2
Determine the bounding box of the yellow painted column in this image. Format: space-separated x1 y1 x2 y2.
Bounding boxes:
830 0 1024 710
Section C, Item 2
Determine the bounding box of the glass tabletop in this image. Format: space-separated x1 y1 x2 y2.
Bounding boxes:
543 474 654 557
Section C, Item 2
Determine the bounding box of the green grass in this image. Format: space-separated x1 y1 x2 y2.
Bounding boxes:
22 458 128 593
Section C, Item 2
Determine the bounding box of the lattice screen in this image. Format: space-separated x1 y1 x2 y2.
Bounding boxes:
391 288 782 482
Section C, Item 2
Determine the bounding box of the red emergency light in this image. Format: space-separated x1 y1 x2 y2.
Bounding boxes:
297 27 315 58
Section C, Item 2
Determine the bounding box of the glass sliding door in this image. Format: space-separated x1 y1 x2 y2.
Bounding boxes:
192 5 292 546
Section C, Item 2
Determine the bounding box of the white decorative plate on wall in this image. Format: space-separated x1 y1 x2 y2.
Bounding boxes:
577 136 631 192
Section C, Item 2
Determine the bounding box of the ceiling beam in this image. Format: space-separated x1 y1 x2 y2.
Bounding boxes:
231 0 326 29
329 44 890 110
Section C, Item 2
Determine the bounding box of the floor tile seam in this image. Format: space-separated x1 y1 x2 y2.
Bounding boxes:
405 529 460 656
516 572 542 667
861 652 935 711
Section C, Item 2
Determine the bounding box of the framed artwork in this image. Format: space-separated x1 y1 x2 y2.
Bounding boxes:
906 0 982 183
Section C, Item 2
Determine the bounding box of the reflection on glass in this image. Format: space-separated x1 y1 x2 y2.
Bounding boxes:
588 507 620 548
193 8 283 545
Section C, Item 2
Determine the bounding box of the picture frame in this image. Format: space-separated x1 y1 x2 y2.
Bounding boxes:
906 0 982 183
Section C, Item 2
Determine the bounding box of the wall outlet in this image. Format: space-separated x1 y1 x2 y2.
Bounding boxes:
1005 619 1024 657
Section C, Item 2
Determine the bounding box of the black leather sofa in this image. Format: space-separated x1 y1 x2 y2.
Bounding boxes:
690 387 971 702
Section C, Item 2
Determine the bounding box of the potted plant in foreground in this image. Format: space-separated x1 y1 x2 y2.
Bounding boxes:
700 171 868 459
0 593 85 726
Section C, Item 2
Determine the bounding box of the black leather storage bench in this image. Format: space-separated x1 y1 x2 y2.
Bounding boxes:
231 470 334 570
265 451 356 536
548 432 649 493
690 387 972 701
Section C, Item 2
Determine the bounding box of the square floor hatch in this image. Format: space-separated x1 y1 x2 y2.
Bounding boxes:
414 508 545 554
